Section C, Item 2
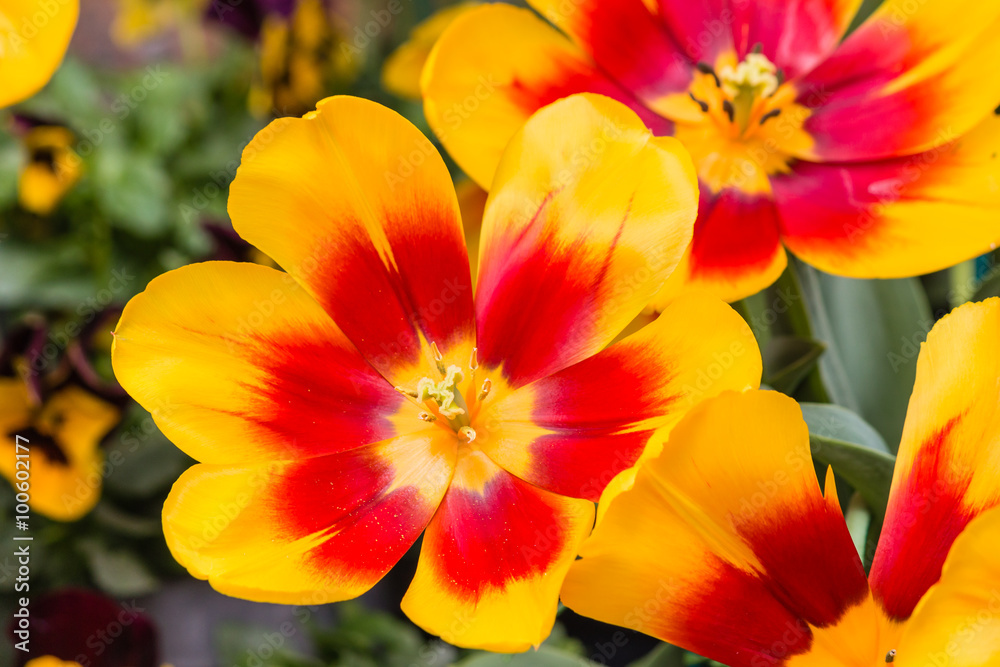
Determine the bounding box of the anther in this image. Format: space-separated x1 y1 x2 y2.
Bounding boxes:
751 42 763 54
722 100 735 123
430 341 446 374
695 61 721 88
470 347 479 371
458 426 477 443
689 92 709 113
394 386 419 398
419 412 437 422
478 378 492 402
994 103 1000 115
759 108 782 125
885 649 896 663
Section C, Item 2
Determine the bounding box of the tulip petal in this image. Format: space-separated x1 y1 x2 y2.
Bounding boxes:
163 429 455 604
796 0 1000 161
480 294 760 501
775 113 1000 278
422 3 674 189
562 391 876 667
113 262 408 465
381 2 480 100
228 96 475 384
653 0 732 64
476 94 698 387
728 0 862 78
0 0 78 108
893 507 1000 667
869 299 1000 622
653 186 786 306
527 0 692 105
401 450 594 652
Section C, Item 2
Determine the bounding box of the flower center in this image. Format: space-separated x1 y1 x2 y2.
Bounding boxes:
716 52 780 134
654 50 814 195
397 344 492 444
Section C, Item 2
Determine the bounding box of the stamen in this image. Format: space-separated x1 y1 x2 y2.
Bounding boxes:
458 426 477 443
772 69 785 92
994 103 1000 115
695 61 720 88
722 100 735 123
469 347 478 371
759 108 782 125
419 412 437 422
430 341 446 374
751 42 763 54
885 649 896 663
478 378 492 402
689 92 709 113
394 386 418 398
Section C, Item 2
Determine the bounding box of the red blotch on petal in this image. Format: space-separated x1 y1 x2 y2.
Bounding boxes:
424 470 567 598
689 186 782 280
869 416 974 621
242 333 403 457
674 556 816 667
273 448 432 584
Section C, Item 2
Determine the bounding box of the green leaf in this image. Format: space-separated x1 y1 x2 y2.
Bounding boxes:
79 538 160 597
973 269 1000 302
457 647 599 667
800 403 895 521
0 240 94 307
796 264 932 450
627 644 686 667
94 147 172 237
761 335 826 394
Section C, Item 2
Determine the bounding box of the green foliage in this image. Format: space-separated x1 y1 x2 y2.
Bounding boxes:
796 265 933 450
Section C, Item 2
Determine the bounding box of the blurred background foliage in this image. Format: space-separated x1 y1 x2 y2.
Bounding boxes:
0 0 998 664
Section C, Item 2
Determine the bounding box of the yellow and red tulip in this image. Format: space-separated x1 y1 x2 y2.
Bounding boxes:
110 93 762 651
423 0 1000 303
563 297 1000 665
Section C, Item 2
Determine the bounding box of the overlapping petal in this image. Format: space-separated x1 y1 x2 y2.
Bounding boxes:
527 0 691 105
480 294 759 502
475 93 698 388
796 0 1000 162
112 262 406 464
228 96 475 384
422 3 673 189
728 0 861 78
869 298 1000 623
401 450 593 652
653 0 732 64
773 113 1000 278
164 429 455 604
0 0 78 108
894 507 1000 667
654 186 787 306
381 1 479 100
562 390 876 667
